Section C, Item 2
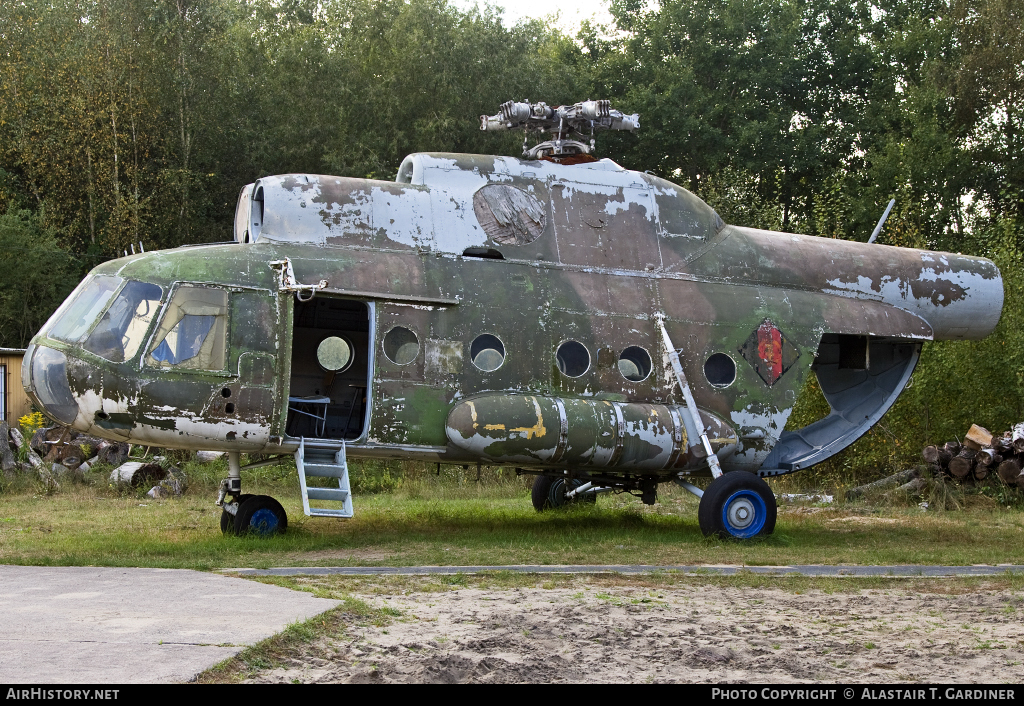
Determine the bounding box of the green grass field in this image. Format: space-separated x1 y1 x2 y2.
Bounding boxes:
2 455 1024 569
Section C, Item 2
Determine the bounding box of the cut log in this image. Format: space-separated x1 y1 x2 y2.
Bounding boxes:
948 449 976 479
109 462 167 487
922 445 939 464
922 445 951 466
195 451 225 463
889 477 928 496
846 467 921 500
965 424 993 450
13 427 46 470
42 427 73 463
998 458 1022 485
0 421 16 473
974 465 990 481
944 441 962 456
29 426 53 455
976 448 999 467
994 435 1014 454
98 442 130 466
1013 423 1024 454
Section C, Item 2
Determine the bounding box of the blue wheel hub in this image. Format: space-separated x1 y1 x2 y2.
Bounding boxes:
248 508 280 535
720 490 767 538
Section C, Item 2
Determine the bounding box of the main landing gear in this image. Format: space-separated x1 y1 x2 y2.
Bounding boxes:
216 452 288 537
531 475 599 510
530 469 777 540
696 471 776 539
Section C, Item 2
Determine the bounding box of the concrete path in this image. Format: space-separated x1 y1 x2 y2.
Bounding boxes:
0 566 340 684
224 564 1024 577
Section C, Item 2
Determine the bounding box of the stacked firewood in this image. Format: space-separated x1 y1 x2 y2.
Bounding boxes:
0 420 129 477
922 424 1024 488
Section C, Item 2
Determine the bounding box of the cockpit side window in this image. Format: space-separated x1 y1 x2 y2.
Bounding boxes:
146 285 228 371
84 281 163 363
47 275 122 343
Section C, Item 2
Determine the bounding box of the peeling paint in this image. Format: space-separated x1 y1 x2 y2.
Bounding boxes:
24 149 1003 490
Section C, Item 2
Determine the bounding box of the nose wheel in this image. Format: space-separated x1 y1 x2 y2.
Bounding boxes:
221 495 288 536
698 472 776 539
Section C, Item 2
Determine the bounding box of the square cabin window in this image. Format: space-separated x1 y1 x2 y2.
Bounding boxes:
147 285 228 371
84 281 163 363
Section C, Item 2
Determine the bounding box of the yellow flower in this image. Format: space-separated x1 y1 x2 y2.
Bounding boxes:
19 411 46 436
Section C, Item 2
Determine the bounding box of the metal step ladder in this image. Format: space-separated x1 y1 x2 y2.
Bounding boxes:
295 437 353 518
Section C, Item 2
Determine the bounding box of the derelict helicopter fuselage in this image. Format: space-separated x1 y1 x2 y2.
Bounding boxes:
22 101 1004 538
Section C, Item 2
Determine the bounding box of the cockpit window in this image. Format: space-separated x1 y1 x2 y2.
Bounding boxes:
84 281 163 362
47 275 122 343
146 285 228 371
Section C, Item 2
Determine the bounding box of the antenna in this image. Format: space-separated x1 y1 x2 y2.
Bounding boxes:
480 100 639 160
868 199 896 244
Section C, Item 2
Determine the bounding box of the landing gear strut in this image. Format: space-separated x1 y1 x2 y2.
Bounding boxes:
216 452 288 536
531 475 598 511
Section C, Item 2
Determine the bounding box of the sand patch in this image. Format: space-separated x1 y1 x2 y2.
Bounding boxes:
245 584 1024 683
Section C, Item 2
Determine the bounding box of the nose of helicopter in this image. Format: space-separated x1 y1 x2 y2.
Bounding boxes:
23 343 82 426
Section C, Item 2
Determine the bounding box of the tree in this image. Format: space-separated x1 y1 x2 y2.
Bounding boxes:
0 209 77 348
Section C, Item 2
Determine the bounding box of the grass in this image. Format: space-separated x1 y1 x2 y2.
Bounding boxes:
3 455 1024 569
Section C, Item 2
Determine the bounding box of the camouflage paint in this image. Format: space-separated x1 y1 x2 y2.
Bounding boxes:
23 152 1003 484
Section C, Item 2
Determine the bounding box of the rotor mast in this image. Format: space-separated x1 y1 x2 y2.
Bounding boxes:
480 100 639 160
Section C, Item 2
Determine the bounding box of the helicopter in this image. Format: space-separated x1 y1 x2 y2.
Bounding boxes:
22 100 1003 539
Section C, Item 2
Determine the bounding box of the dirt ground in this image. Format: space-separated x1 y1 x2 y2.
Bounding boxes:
245 583 1024 683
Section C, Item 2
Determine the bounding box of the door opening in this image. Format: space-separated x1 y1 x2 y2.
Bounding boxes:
286 297 371 440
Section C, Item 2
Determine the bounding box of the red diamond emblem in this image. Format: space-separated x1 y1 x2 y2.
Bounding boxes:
739 319 799 386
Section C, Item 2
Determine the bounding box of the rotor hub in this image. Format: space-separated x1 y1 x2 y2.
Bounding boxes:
480 99 639 159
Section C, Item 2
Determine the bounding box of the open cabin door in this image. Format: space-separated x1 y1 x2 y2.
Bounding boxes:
284 295 372 441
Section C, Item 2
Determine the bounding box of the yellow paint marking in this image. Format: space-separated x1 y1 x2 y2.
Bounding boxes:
484 423 506 431
467 400 478 429
510 396 548 440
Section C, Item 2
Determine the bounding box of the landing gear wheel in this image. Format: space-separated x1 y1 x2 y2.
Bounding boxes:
233 495 288 536
220 494 253 535
531 475 597 511
698 472 776 539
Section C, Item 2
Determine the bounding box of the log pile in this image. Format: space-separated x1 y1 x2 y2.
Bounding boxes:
922 423 1024 489
3 422 186 496
1 421 130 479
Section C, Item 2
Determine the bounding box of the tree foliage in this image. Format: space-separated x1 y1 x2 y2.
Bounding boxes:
0 208 77 348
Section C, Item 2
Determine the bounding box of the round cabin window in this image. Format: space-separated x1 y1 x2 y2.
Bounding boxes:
556 340 591 378
317 336 353 372
471 334 505 372
383 326 419 365
704 353 737 387
618 346 652 382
